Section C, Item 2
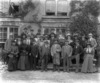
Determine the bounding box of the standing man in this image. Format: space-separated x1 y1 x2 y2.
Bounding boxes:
62 40 73 72
4 33 14 64
41 41 50 71
21 28 28 39
71 40 83 72
51 40 61 72
4 33 14 52
8 40 19 71
30 41 38 70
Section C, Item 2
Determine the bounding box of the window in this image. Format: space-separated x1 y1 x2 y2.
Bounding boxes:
10 27 18 38
0 27 7 43
46 0 56 16
9 2 20 16
44 28 49 34
57 0 67 16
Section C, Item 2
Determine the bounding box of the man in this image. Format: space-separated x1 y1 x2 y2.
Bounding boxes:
8 40 19 71
88 33 97 49
30 41 38 70
71 40 83 72
4 33 14 52
51 40 61 72
41 41 50 71
38 36 44 66
62 40 73 72
80 35 87 49
21 28 28 39
57 30 65 47
4 33 14 64
50 33 55 47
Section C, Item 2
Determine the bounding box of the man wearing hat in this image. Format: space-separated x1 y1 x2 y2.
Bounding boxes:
41 41 50 71
4 33 14 64
21 28 28 39
51 40 61 71
8 40 19 71
88 33 97 49
4 33 14 52
66 33 73 46
61 40 73 72
70 40 83 72
30 41 39 70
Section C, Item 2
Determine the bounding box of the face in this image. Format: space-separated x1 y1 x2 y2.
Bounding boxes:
65 42 69 45
54 41 57 44
23 40 26 44
76 42 79 46
18 38 21 41
68 36 71 39
23 35 26 38
51 36 54 39
12 42 16 46
87 45 91 48
31 30 34 34
89 35 92 38
82 36 85 40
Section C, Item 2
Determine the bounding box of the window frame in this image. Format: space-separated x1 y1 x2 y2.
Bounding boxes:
57 0 68 16
45 0 56 16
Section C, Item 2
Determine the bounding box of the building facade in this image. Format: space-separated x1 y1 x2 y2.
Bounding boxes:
0 0 71 47
0 0 100 47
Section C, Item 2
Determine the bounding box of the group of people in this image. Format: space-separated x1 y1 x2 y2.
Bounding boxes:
2 29 98 73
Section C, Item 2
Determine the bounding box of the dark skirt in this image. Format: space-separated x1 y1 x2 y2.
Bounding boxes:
8 57 17 71
18 55 30 70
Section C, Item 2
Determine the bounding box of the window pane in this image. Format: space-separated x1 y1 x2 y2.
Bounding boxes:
57 0 68 16
44 28 49 34
10 28 13 32
4 28 7 32
15 28 18 32
46 0 56 15
0 27 7 42
10 27 18 38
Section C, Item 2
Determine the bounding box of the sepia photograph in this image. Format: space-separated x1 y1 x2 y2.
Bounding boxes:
0 0 100 83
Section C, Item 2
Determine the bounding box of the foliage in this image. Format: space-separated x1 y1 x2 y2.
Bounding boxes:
69 0 100 38
12 0 36 19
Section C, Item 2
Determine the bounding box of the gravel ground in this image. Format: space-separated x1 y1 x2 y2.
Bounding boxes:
0 61 100 83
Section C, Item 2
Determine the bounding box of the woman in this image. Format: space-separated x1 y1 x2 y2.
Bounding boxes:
18 39 30 70
8 41 19 71
81 43 97 73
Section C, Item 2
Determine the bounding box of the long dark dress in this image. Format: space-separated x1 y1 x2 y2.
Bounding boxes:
81 47 97 73
18 44 30 70
8 45 18 71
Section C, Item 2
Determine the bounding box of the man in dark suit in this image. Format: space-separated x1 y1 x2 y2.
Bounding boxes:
30 41 38 70
70 40 83 72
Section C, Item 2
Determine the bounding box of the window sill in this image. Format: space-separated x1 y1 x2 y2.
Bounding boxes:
42 15 70 19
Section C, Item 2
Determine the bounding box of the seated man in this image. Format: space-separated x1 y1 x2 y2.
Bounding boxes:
70 40 83 72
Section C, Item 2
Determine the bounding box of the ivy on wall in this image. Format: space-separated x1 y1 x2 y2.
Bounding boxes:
69 0 100 38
